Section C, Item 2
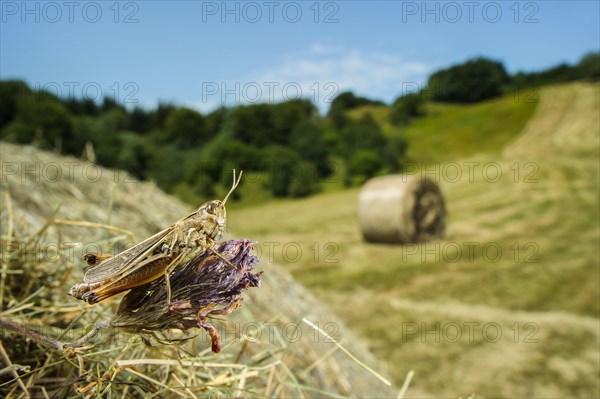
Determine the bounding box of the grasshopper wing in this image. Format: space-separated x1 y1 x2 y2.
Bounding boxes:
81 253 174 303
82 227 174 283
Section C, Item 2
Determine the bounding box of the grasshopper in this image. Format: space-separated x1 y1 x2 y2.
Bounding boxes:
69 170 243 304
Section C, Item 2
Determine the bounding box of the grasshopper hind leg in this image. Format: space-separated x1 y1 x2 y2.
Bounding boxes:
163 252 185 305
81 291 104 304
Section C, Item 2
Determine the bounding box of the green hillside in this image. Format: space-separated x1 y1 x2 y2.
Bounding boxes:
347 89 538 163
229 82 600 397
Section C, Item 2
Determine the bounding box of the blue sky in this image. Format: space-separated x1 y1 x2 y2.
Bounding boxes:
1 1 598 113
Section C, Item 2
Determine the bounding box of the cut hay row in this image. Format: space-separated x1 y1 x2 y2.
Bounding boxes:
0 142 396 398
503 82 600 155
339 294 600 398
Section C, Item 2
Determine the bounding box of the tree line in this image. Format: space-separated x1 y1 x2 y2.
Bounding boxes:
0 81 405 201
385 51 599 127
1 51 597 203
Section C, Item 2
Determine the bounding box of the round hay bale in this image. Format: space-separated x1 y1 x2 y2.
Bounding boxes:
358 175 446 243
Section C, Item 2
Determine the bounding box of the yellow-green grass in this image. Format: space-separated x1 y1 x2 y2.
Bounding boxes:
230 82 600 397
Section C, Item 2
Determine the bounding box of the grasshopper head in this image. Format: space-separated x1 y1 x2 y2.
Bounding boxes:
199 200 227 240
197 170 243 241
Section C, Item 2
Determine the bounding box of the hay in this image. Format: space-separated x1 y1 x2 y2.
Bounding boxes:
358 175 446 243
0 142 396 398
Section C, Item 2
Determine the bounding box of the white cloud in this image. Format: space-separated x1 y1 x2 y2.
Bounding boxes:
192 44 430 113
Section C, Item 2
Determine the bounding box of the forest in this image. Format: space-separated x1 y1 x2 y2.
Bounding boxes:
1 52 597 203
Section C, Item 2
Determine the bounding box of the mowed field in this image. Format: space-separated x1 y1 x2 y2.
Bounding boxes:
229 82 600 397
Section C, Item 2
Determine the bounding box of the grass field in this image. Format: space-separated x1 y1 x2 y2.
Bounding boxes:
229 82 600 397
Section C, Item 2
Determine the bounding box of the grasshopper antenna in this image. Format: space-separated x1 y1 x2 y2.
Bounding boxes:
223 169 243 205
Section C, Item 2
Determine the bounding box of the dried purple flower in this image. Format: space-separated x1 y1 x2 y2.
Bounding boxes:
110 239 261 352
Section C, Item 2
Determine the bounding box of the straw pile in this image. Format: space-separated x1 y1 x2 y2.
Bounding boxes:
0 142 395 398
358 175 446 243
